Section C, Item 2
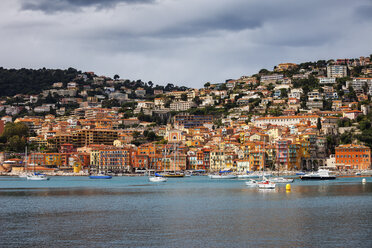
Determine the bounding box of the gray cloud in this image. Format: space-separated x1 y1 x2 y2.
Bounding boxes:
20 0 154 13
0 0 372 87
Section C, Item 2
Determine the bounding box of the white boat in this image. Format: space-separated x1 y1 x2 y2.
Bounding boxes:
149 176 167 182
245 179 258 186
257 176 276 189
269 177 294 183
300 169 336 180
237 174 256 178
257 180 276 189
27 173 50 181
208 174 237 179
19 172 30 178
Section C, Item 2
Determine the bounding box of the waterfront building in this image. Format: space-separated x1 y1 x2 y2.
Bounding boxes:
335 144 371 170
99 148 131 172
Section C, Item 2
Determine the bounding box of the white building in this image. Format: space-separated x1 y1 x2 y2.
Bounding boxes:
318 77 336 84
327 65 347 78
253 115 319 127
170 101 196 111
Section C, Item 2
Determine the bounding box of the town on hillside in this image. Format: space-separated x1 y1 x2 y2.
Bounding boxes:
1 55 372 175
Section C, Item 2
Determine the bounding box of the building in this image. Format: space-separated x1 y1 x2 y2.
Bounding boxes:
318 77 336 84
335 144 371 170
327 65 347 78
253 115 319 128
99 148 131 172
170 101 196 111
73 129 119 147
276 63 297 71
174 114 214 128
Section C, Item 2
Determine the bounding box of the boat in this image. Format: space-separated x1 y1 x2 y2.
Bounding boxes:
269 177 294 183
245 179 258 186
27 172 50 181
257 177 276 189
300 169 336 180
208 174 237 179
89 172 112 179
149 173 167 182
296 172 306 175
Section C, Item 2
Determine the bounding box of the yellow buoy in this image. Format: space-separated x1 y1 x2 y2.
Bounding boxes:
362 178 366 184
286 184 291 191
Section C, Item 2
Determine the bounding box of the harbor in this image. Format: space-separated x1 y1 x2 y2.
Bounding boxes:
0 175 371 247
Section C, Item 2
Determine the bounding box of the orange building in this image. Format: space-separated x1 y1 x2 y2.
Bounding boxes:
335 144 371 170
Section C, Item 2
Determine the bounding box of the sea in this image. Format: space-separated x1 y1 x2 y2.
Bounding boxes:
0 176 371 248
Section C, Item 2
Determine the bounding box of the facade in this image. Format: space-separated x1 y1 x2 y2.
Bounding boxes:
327 65 347 78
335 144 371 170
174 114 214 128
253 115 319 127
170 101 196 111
73 129 119 147
99 149 131 172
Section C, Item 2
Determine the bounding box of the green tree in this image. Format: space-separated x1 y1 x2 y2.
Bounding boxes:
181 93 188 101
7 135 26 152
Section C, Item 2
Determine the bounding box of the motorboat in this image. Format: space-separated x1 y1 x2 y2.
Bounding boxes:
269 177 294 183
245 179 258 186
296 172 306 176
257 180 276 189
208 174 237 179
27 173 50 181
149 176 167 182
89 173 112 179
149 173 168 182
161 172 185 178
300 169 336 180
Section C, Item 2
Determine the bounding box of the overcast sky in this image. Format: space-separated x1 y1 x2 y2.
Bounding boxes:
0 0 372 88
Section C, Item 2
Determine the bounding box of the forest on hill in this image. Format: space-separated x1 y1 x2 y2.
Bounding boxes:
0 67 81 96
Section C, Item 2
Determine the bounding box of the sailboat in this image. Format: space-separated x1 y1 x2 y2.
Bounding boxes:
209 145 237 179
256 145 275 189
23 147 50 181
19 146 30 178
149 144 167 182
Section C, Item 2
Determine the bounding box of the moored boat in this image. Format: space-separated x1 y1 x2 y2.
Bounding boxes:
89 173 112 179
149 176 167 182
27 173 50 181
208 174 237 179
300 169 336 180
257 180 276 189
269 177 294 183
149 173 168 182
245 179 258 186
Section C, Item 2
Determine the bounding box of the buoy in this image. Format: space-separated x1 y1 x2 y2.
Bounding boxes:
362 178 366 184
286 184 291 191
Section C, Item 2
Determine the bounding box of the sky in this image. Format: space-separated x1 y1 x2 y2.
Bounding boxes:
0 0 372 88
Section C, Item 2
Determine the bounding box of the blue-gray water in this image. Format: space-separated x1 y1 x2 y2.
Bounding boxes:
1 176 372 248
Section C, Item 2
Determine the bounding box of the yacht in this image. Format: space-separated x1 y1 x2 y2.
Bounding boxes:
208 174 237 179
257 179 276 189
149 176 167 182
27 173 50 181
149 173 168 182
269 177 294 183
245 179 258 186
300 169 336 180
